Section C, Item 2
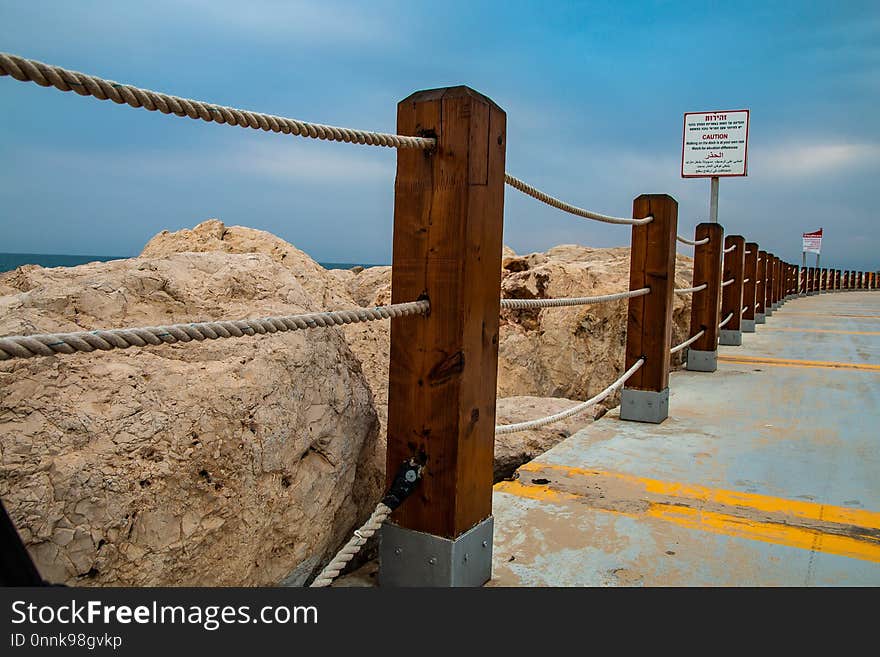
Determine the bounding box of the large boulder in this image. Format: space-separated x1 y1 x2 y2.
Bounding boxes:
0 252 380 586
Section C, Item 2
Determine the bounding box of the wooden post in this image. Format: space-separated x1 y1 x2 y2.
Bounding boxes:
765 253 775 315
755 250 767 323
719 235 745 345
822 268 828 292
382 86 506 587
686 222 724 371
843 270 849 290
814 266 820 294
620 195 678 424
742 242 758 332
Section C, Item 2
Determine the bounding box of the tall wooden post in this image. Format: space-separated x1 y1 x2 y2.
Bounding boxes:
765 253 775 315
821 268 827 292
719 235 745 345
742 242 758 332
843 270 849 290
814 266 821 294
382 86 506 587
755 251 767 323
687 223 724 371
620 195 678 424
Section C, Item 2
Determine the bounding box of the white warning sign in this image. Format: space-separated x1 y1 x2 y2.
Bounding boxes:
681 110 749 177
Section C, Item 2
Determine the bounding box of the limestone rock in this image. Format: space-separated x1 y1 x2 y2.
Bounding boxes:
141 219 353 308
0 252 381 586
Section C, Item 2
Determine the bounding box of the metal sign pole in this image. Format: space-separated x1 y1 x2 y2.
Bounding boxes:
709 176 720 222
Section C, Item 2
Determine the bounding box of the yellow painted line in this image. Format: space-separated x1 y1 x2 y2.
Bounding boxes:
515 462 880 530
717 354 880 371
648 505 880 564
495 478 880 563
763 327 880 336
780 312 880 319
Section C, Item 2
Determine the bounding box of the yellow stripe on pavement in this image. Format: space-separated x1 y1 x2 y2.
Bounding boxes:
718 354 880 371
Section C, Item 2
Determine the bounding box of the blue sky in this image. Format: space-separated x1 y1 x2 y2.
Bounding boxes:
1 1 878 269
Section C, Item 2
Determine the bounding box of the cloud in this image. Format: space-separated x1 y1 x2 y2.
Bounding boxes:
8 138 395 186
753 142 880 178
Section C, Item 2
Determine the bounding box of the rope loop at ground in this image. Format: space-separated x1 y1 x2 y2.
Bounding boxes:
0 300 430 361
0 52 435 150
494 358 644 434
504 174 652 226
500 288 649 310
309 502 392 587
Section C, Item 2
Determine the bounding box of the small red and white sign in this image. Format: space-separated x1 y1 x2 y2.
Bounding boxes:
803 228 823 254
682 110 750 177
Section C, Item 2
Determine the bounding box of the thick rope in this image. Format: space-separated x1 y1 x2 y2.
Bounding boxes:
504 174 652 226
495 358 644 434
677 235 709 246
670 330 705 355
675 283 707 294
719 312 733 328
0 52 435 150
0 300 430 361
745 250 753 255
724 244 737 254
309 502 391 588
500 288 649 310
743 278 750 284
721 278 735 287
741 305 748 315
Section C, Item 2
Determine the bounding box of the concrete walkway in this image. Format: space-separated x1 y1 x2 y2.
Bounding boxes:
490 291 880 586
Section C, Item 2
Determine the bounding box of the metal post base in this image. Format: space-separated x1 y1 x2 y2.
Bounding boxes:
687 349 717 372
619 387 669 424
755 312 766 324
719 329 742 346
741 318 756 333
379 516 493 587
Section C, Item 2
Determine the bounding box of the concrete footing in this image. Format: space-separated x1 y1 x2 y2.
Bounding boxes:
620 387 669 424
741 318 756 333
755 312 766 324
719 329 743 346
687 349 717 372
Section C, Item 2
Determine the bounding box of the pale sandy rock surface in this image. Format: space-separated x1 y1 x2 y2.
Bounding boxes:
141 219 353 309
0 252 381 586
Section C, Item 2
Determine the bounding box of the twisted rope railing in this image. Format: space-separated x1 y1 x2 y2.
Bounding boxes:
0 52 435 150
745 250 752 255
721 278 735 288
719 312 733 328
500 288 649 309
677 235 709 246
675 283 707 294
743 278 750 284
309 502 391 587
0 300 430 361
504 174 652 226
724 244 737 254
495 358 644 434
741 305 748 315
670 330 704 355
